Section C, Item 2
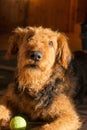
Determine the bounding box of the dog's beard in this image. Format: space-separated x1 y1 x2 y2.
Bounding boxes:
17 66 52 94
17 63 66 94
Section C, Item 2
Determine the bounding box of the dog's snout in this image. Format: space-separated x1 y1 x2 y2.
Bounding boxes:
29 51 43 61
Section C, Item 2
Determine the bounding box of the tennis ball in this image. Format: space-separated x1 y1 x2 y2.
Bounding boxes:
10 116 27 130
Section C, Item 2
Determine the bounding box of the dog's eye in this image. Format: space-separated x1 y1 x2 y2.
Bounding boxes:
26 32 34 42
27 35 32 42
49 41 53 47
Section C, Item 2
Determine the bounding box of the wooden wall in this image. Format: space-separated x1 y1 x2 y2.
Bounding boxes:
0 0 87 33
26 0 72 32
77 0 87 22
0 0 28 33
0 0 77 33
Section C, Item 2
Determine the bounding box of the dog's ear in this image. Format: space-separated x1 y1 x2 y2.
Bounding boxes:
5 27 26 59
5 27 34 59
56 33 72 69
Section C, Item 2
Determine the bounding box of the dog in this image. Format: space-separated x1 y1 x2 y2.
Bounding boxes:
0 26 84 130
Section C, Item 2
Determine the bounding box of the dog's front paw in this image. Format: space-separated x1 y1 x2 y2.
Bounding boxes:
0 105 12 128
0 119 10 129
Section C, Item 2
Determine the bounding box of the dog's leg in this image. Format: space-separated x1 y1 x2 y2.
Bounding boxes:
32 95 82 130
40 114 81 130
0 84 17 128
0 97 13 128
32 112 81 130
32 113 81 130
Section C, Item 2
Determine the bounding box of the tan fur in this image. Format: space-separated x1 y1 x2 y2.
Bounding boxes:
0 27 81 130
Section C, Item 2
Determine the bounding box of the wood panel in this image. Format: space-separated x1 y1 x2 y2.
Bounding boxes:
26 0 77 32
0 0 28 33
77 0 87 22
0 0 78 33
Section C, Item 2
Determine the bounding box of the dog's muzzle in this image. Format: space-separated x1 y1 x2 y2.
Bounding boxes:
29 51 43 62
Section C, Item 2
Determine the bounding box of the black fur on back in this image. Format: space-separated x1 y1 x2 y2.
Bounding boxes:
71 51 87 103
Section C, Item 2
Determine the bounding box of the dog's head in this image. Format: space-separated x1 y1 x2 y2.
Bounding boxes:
6 26 71 69
6 27 71 89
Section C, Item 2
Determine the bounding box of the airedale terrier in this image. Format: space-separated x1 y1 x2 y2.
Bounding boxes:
0 27 82 130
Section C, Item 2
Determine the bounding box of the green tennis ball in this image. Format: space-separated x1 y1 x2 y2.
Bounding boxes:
10 116 27 130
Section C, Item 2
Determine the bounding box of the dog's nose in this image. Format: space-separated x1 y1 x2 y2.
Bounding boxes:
29 51 43 61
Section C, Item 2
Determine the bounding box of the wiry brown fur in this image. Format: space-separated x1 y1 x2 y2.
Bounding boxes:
0 27 81 130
